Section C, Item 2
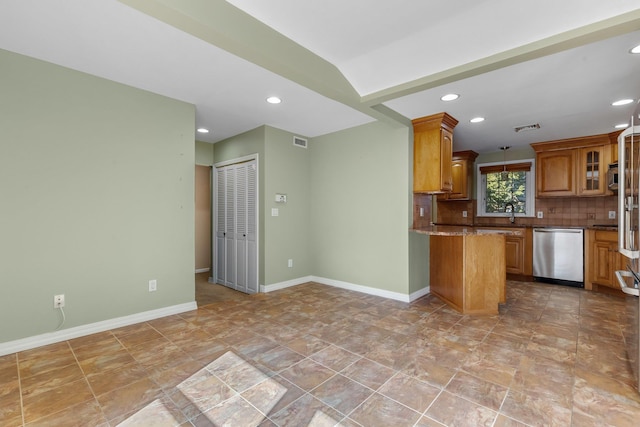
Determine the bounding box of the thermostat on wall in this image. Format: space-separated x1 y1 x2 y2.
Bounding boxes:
275 194 287 203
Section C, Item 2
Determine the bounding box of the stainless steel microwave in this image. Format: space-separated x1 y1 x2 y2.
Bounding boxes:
608 163 618 192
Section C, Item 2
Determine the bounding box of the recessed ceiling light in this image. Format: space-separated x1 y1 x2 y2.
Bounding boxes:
197 128 209 133
612 99 634 106
615 123 629 129
266 96 282 104
630 44 640 54
440 93 459 102
470 117 485 123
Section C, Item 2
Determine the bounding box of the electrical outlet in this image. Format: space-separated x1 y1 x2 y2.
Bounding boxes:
419 207 424 217
54 294 65 308
288 259 293 268
462 211 468 218
608 211 616 219
537 211 543 219
149 279 157 292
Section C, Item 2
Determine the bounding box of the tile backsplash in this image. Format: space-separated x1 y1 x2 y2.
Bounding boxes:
430 195 619 227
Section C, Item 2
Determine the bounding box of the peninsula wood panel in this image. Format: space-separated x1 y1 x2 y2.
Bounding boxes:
430 234 505 315
430 235 464 310
464 234 504 312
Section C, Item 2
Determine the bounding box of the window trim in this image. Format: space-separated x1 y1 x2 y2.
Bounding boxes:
476 158 536 218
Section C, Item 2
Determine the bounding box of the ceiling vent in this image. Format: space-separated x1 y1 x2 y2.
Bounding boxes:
293 136 308 148
514 123 541 133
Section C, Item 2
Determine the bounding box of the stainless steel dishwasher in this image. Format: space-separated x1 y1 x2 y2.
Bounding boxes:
533 228 584 287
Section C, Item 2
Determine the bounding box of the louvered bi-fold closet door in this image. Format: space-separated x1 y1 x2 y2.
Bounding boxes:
214 159 258 294
223 165 236 288
235 164 248 293
216 166 236 288
245 161 257 293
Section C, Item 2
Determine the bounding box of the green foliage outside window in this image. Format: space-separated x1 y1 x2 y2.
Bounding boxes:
485 171 527 213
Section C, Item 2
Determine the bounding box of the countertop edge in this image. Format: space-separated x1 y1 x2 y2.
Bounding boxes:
411 226 522 236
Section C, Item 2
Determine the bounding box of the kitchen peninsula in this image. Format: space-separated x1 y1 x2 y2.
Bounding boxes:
413 225 522 315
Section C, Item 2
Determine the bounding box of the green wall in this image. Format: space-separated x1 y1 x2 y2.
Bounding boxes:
195 140 214 165
212 126 312 287
309 121 411 294
211 122 420 296
0 49 195 342
263 127 311 284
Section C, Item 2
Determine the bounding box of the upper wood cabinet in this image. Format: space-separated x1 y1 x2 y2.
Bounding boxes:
536 149 577 197
413 113 458 194
578 145 607 196
531 134 612 197
438 150 479 201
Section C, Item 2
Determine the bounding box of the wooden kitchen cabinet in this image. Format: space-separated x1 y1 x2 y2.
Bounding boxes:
438 150 478 201
479 227 532 277
578 145 607 196
589 230 624 289
535 149 577 197
505 234 524 274
505 228 533 276
413 112 458 194
532 134 613 197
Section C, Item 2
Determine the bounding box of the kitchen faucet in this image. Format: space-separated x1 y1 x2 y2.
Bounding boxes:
505 202 515 223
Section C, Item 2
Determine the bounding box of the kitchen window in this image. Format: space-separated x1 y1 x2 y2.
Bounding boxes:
477 159 535 217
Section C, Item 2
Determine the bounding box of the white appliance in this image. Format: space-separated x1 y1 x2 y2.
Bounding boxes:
615 101 640 394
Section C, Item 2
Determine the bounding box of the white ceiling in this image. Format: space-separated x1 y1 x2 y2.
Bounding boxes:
1 0 639 153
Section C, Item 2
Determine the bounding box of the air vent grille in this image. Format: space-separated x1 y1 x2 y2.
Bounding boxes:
293 136 308 148
514 123 540 133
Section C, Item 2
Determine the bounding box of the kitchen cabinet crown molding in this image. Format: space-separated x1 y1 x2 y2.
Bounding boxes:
411 112 458 133
530 132 617 152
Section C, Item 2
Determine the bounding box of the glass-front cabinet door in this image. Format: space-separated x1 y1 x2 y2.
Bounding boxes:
579 145 607 196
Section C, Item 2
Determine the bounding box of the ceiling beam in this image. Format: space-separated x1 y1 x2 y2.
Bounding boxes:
362 9 640 107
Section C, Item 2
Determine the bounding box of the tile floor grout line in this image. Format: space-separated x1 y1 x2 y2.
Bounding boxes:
15 352 25 427
67 339 112 425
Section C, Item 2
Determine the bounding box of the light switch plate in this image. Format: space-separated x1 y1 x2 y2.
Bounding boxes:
537 211 543 219
271 208 279 217
608 211 616 219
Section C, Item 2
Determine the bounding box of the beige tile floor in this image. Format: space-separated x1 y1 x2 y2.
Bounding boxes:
1 278 640 426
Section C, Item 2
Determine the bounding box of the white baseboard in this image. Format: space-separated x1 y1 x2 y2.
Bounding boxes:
195 268 210 273
409 286 431 302
262 275 429 303
0 302 197 357
311 276 419 302
261 276 314 293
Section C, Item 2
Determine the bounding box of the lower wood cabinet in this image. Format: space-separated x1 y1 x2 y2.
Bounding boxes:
481 227 532 276
589 230 624 289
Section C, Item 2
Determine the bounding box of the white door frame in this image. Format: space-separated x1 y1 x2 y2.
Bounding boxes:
211 154 259 293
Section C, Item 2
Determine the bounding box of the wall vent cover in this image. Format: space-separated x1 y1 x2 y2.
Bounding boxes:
514 123 541 133
293 136 308 148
